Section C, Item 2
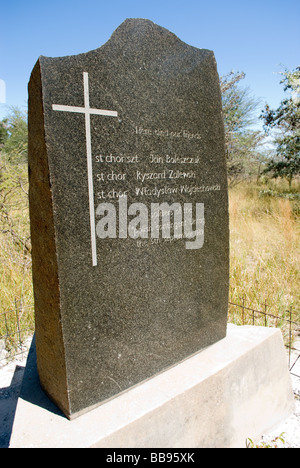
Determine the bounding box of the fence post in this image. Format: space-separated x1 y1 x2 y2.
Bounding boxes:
15 299 22 354
4 311 9 339
264 300 268 327
242 297 245 325
288 308 292 370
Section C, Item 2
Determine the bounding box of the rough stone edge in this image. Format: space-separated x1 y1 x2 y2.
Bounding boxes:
28 61 70 416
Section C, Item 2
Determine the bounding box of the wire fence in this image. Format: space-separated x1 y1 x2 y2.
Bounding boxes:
1 299 300 378
228 299 300 379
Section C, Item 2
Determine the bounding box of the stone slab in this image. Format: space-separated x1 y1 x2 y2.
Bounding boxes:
9 325 294 448
28 18 229 419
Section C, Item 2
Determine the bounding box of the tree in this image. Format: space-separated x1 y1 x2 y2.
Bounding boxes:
0 107 30 253
0 118 8 146
1 107 28 163
260 67 300 188
220 71 265 184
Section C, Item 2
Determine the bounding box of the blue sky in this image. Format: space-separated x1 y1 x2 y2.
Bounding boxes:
0 0 299 123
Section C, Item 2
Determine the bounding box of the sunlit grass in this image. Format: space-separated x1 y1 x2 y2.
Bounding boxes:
0 161 34 352
229 180 300 326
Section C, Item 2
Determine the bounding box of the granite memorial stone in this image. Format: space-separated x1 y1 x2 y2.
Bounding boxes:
28 18 229 419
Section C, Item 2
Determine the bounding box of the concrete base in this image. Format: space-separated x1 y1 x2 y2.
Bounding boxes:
9 324 294 448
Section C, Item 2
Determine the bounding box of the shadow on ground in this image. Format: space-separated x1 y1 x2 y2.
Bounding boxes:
0 365 25 448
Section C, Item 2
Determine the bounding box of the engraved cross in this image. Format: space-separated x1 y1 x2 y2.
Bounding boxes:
52 72 118 267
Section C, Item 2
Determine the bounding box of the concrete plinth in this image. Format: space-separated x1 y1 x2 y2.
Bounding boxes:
9 325 294 448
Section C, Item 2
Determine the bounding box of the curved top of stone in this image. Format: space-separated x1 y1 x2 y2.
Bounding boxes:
38 18 213 66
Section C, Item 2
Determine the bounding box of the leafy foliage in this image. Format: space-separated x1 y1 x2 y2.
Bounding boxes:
0 108 32 326
0 119 9 146
1 107 28 164
261 67 300 187
220 71 265 184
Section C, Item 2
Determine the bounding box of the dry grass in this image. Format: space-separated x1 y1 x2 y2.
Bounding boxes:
0 161 34 350
229 180 300 324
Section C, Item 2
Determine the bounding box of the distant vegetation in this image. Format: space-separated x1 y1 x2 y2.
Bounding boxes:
0 67 299 349
223 65 299 327
0 108 32 348
229 180 299 323
221 66 300 187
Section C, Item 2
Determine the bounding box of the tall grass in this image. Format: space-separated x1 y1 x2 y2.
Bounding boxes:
0 160 34 351
229 180 300 324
